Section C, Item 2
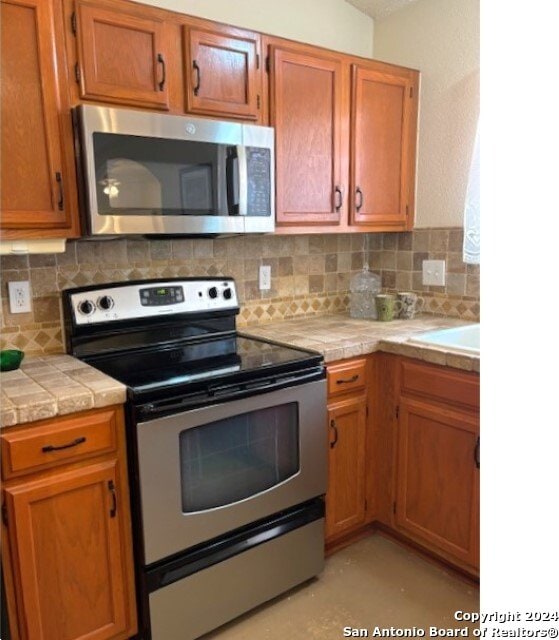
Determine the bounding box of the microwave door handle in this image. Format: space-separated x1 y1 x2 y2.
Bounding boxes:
237 145 248 216
226 150 240 215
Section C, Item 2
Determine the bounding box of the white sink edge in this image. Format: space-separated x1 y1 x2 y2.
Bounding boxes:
407 324 480 355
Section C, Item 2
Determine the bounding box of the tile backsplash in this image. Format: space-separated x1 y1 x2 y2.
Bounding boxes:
369 227 480 320
1 228 479 356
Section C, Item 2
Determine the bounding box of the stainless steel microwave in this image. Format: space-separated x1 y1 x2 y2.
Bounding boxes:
74 105 275 237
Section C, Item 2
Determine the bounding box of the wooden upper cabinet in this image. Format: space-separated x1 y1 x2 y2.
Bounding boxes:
350 63 419 229
184 26 261 120
395 397 479 569
4 460 133 640
270 46 345 226
75 1 170 109
0 0 77 236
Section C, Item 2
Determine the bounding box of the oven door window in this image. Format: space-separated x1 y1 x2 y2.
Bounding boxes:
179 403 300 512
92 132 239 216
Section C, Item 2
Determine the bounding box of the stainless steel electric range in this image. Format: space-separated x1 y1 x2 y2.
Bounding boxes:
63 278 327 640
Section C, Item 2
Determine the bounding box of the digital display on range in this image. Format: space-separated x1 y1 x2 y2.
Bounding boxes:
140 286 184 306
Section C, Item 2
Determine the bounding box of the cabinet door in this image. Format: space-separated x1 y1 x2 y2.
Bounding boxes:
270 46 345 226
395 397 479 569
350 64 418 229
0 0 73 233
184 27 260 120
4 460 134 640
76 1 169 109
326 396 367 540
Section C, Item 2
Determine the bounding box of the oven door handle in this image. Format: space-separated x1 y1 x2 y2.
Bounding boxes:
138 369 324 418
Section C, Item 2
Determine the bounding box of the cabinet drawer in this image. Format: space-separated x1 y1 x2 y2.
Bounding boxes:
401 360 479 410
327 359 367 397
1 408 118 480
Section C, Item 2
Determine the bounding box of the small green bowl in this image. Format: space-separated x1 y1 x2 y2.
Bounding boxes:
0 349 24 372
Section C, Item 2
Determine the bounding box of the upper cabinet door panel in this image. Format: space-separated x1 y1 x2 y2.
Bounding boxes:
0 0 69 230
185 27 260 120
76 1 169 109
271 47 344 225
350 64 418 228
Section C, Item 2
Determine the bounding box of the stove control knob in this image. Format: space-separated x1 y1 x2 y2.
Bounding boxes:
78 300 95 316
97 295 114 311
208 286 218 299
223 287 232 300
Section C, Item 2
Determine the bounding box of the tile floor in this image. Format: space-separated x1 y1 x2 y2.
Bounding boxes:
203 533 479 639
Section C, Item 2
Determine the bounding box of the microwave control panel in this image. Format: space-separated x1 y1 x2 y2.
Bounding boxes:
246 147 271 217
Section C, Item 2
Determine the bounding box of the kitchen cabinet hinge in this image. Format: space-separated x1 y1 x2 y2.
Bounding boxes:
71 11 77 35
256 54 260 69
409 86 413 98
257 95 261 109
74 62 81 83
2 503 8 527
265 56 270 73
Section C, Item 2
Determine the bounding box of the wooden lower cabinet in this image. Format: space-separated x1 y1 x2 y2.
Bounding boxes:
326 395 368 541
378 356 481 574
325 357 373 546
395 396 479 570
325 353 479 576
1 406 137 640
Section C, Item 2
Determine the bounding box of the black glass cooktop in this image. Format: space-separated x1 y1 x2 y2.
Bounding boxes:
83 334 322 404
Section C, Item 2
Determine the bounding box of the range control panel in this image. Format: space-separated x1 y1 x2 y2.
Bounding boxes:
69 280 238 325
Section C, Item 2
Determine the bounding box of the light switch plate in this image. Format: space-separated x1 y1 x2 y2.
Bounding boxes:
422 260 446 286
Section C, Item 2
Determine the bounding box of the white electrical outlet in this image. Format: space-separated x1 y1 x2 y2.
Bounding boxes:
8 280 32 313
259 265 271 291
422 260 446 286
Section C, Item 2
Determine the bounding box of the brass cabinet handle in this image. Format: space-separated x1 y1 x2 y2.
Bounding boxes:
42 436 86 453
329 419 339 449
336 374 359 385
157 53 166 91
193 59 201 95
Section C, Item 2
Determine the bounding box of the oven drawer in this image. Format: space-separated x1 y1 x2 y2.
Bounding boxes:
327 358 367 397
148 518 324 640
0 408 118 479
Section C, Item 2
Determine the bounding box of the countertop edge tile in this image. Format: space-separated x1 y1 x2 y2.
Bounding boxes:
1 354 126 428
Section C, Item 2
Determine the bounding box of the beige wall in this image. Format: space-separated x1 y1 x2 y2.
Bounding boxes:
374 0 479 228
138 0 374 57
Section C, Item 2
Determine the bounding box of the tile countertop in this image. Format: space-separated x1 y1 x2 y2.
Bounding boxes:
1 315 478 428
1 354 126 429
242 314 480 372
